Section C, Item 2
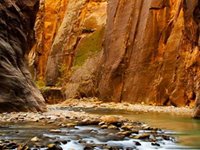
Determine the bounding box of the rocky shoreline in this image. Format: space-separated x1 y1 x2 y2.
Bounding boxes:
0 98 195 149
57 98 193 117
0 98 193 124
0 111 182 150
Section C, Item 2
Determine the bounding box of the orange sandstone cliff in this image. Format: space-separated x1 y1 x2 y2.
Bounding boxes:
99 0 200 107
31 0 200 117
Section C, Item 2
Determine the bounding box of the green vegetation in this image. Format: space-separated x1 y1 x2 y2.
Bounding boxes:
35 79 46 89
58 63 68 76
74 27 104 67
56 63 71 87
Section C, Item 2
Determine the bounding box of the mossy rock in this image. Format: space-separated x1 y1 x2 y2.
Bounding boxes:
74 27 104 67
35 79 46 89
40 87 65 104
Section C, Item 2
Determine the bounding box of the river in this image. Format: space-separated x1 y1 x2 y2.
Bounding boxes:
0 107 200 149
80 107 200 149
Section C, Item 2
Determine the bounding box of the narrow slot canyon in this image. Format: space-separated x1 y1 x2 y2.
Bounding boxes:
0 0 200 149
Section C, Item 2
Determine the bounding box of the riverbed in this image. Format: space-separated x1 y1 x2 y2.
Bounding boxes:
0 100 199 149
72 106 200 148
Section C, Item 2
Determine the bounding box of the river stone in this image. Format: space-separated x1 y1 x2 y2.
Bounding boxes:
79 118 99 125
84 146 94 150
135 141 141 146
4 142 18 149
100 116 119 124
151 142 160 146
108 125 118 129
64 123 77 127
0 0 46 112
121 124 135 130
117 131 132 136
100 124 108 129
134 134 150 140
47 144 63 150
31 136 41 142
49 129 62 133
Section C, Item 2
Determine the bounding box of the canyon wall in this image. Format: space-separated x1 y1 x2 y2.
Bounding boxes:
0 0 46 112
32 0 200 116
32 0 107 98
98 0 200 117
30 0 68 82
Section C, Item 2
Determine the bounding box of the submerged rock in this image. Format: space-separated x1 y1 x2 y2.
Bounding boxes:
133 134 150 140
100 116 120 124
47 144 63 150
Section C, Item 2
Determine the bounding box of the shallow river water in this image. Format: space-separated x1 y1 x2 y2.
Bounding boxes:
0 107 200 150
78 107 200 149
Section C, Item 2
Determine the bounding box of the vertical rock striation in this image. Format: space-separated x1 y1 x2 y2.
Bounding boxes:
0 0 46 112
32 0 200 117
32 0 107 99
98 0 200 111
45 0 88 86
30 0 68 82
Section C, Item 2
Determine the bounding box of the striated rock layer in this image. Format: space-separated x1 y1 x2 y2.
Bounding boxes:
98 0 200 117
32 0 200 117
32 0 107 99
0 0 46 112
30 0 68 82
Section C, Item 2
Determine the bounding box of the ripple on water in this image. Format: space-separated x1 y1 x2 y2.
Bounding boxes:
0 123 194 150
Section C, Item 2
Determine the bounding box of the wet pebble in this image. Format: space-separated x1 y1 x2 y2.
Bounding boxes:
100 116 119 124
117 131 132 136
4 142 18 149
151 142 160 146
131 129 139 134
79 118 99 126
121 124 135 130
99 122 105 126
133 133 150 140
47 144 63 150
84 146 94 150
162 135 172 140
101 124 109 129
49 129 62 133
47 120 54 124
31 137 41 142
108 125 118 129
135 141 141 146
63 123 77 128
61 140 68 144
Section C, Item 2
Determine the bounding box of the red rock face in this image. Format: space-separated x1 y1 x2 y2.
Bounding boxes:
0 0 46 112
30 0 200 117
98 0 200 110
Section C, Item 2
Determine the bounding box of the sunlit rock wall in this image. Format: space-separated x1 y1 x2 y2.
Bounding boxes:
0 0 46 112
98 0 200 109
32 0 107 98
30 0 68 82
32 0 200 117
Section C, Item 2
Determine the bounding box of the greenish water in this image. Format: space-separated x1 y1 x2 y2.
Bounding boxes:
75 107 200 149
1 107 200 149
124 112 200 148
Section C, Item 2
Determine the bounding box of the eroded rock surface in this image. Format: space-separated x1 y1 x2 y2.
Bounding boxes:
98 0 200 111
31 0 200 117
31 0 106 99
0 0 46 112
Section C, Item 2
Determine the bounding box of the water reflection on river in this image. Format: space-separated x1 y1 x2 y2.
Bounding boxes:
0 107 200 149
80 107 200 148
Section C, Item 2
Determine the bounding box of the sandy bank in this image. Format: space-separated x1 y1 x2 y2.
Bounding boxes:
55 98 194 117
